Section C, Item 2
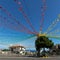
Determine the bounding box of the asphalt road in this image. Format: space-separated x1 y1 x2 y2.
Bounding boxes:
0 57 60 60
0 54 60 60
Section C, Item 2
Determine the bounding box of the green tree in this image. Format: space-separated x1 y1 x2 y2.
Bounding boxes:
35 36 54 57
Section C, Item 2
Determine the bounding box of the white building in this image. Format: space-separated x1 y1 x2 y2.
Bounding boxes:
9 45 26 55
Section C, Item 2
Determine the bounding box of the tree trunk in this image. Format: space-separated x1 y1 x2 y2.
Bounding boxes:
43 48 45 56
37 49 40 57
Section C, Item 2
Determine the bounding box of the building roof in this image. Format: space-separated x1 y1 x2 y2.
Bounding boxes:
9 45 25 48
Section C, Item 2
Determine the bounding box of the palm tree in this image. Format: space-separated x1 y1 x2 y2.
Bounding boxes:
35 36 54 57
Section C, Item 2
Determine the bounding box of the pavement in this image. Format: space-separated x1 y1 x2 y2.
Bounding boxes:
0 56 60 60
0 57 60 60
0 54 60 60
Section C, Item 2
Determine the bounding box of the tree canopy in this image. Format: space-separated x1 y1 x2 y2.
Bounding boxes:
35 36 54 57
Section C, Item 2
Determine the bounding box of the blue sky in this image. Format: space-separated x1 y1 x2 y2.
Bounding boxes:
0 0 60 49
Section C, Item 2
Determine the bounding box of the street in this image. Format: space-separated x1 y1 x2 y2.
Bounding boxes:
0 54 60 60
0 56 60 60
